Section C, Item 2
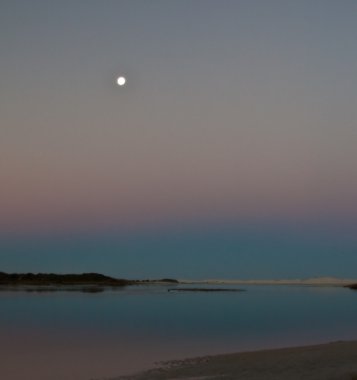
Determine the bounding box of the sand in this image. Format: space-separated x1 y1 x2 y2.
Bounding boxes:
179 277 357 286
115 341 357 380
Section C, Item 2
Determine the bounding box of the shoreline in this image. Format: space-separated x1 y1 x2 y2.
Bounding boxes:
1 272 356 292
179 277 357 286
115 340 357 380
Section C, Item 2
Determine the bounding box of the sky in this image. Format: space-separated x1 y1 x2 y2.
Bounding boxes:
1 0 357 279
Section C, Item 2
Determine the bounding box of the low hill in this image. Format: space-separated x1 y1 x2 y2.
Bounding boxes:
0 272 130 286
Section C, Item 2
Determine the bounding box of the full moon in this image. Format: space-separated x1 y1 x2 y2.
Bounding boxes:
117 76 126 86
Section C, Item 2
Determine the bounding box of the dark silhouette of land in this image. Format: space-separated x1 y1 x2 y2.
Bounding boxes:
1 272 355 293
345 283 357 290
136 278 179 284
168 288 245 292
0 272 182 292
0 271 130 286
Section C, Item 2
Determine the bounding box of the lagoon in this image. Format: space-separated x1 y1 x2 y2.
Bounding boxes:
1 284 357 380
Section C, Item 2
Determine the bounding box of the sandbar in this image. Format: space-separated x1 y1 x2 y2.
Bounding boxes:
116 341 357 380
179 277 357 286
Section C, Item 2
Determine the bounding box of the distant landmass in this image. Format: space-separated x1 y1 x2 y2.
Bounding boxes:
180 277 357 287
0 272 179 292
0 272 130 286
168 288 245 292
0 272 356 292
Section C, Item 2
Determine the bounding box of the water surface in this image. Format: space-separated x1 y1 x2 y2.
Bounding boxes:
1 284 357 380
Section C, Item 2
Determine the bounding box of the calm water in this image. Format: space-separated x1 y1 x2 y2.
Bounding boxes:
1 284 357 380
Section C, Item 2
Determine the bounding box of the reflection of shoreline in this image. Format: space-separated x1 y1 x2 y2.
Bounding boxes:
116 341 357 380
179 277 357 286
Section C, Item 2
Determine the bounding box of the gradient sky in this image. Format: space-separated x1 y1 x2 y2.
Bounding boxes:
1 0 357 278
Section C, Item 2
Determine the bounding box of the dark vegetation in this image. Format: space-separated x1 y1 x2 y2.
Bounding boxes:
345 283 357 290
0 272 181 293
137 278 179 284
0 272 130 286
168 288 245 292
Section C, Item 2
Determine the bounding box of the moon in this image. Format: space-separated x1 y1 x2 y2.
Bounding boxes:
117 76 126 86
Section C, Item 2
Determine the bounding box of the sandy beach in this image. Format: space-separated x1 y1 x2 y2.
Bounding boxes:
116 341 357 380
